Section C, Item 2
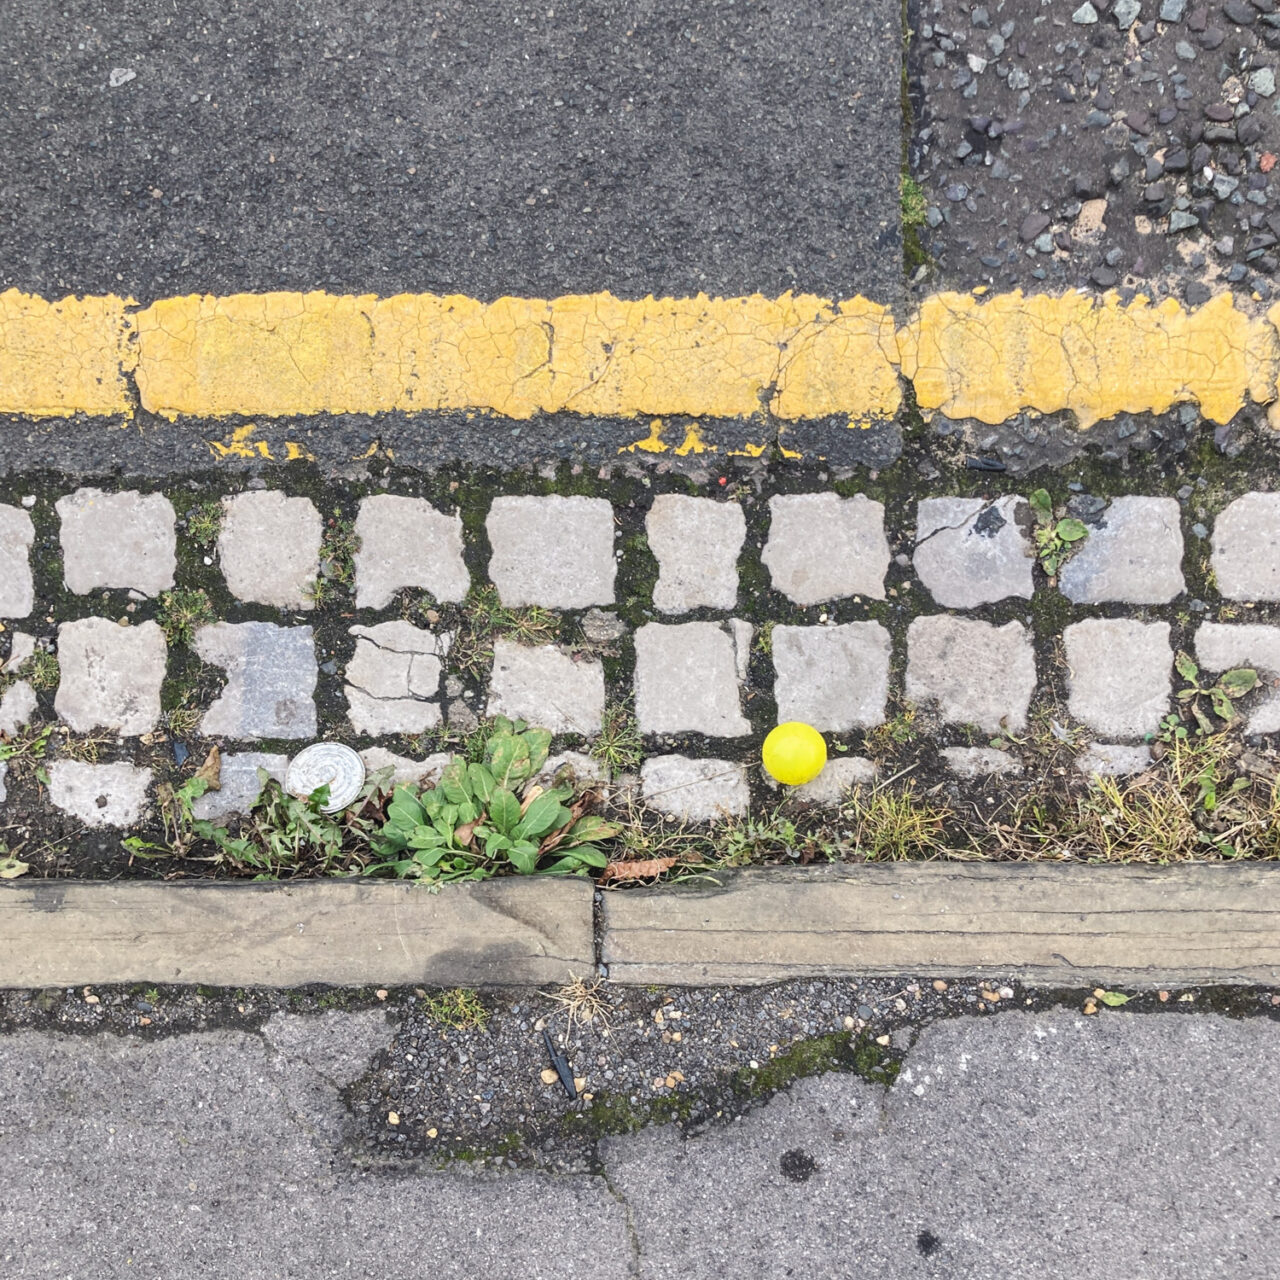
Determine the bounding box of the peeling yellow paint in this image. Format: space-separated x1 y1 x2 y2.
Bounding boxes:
3 287 1280 439
0 290 134 416
899 289 1279 429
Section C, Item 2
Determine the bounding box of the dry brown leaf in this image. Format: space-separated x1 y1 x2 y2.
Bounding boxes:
519 784 544 816
454 821 477 848
601 856 678 881
194 744 222 792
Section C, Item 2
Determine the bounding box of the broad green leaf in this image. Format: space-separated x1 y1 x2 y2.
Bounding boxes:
467 763 496 804
1175 688 1199 702
515 792 567 839
524 728 552 777
506 843 539 875
387 788 426 829
1055 517 1088 542
559 815 623 848
0 855 31 878
1174 651 1200 683
1210 688 1236 723
408 829 447 849
413 845 449 868
1097 991 1131 1007
440 759 471 804
1042 555 1059 576
1191 702 1215 736
488 736 518 787
488 787 522 835
1218 667 1258 698
1029 489 1053 521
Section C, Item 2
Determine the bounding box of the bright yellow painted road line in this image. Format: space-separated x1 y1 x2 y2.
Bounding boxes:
2 286 1279 443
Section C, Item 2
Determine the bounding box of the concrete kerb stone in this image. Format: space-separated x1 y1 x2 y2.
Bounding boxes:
218 490 322 610
1065 618 1172 740
0 503 35 618
56 487 177 597
913 495 1033 608
353 494 469 609
599 863 1280 986
647 494 745 613
0 879 597 987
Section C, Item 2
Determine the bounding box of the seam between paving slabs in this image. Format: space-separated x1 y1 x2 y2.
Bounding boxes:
3 288 1280 448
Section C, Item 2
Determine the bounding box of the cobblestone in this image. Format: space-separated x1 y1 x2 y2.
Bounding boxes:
195 622 318 739
787 755 875 806
344 621 448 735
905 616 1036 733
1059 496 1184 604
0 504 35 618
941 746 1022 777
359 748 451 789
771 623 890 731
56 488 176 597
353 495 469 610
761 493 888 605
913 496 1032 608
54 618 166 736
640 755 750 821
191 752 290 823
1212 493 1280 601
1075 742 1153 778
1065 619 1172 739
47 761 152 828
634 621 751 736
218 491 322 610
487 496 615 608
0 633 38 736
647 495 745 613
486 640 605 735
1195 622 1280 733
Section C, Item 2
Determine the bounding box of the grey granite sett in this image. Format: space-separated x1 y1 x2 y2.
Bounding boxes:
941 746 1023 778
487 495 615 608
0 504 35 618
905 616 1036 734
647 495 745 613
634 620 751 737
1211 492 1280 601
486 640 605 735
191 753 290 824
761 493 888 605
1065 619 1171 739
218 491 322 610
359 747 452 790
47 761 152 828
1075 743 1154 778
771 622 890 732
353 494 469 609
345 621 448 735
0 760 6 805
1059 496 1184 604
1195 622 1280 733
56 488 176 596
787 755 876 806
195 622 318 739
0 632 38 736
640 755 749 821
54 618 166 736
913 496 1033 608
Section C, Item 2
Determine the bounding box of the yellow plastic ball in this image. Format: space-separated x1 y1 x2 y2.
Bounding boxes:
762 722 827 786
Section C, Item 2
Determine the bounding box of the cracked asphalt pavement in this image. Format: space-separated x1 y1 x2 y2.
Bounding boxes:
2 1002 1276 1279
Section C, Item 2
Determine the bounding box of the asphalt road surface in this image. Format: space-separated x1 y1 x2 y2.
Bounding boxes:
1 1006 1275 1279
